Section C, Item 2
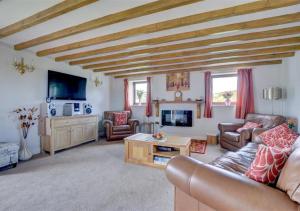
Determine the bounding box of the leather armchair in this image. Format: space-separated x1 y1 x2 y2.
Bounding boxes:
218 113 285 151
103 111 139 141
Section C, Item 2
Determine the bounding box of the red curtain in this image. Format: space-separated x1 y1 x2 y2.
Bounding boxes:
124 79 130 111
145 77 152 117
204 72 212 118
235 68 255 119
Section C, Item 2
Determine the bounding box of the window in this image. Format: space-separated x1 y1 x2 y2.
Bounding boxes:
212 74 237 105
133 81 147 105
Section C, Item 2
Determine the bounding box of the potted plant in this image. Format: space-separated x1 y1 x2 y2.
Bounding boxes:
136 89 144 105
13 107 39 160
222 91 233 106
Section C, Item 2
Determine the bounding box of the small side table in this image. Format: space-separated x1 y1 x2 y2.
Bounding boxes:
140 122 155 134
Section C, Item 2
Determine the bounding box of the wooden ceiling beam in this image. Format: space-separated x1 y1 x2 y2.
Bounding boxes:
36 0 300 56
113 60 283 78
56 12 300 61
82 26 300 69
71 43 300 67
103 50 297 75
73 37 300 67
14 0 201 50
96 52 293 74
0 0 98 38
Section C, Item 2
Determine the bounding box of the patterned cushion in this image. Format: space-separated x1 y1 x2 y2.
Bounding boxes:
258 123 299 148
113 112 128 126
245 145 291 184
237 121 262 133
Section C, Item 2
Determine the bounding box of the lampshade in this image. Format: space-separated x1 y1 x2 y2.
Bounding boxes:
263 87 282 100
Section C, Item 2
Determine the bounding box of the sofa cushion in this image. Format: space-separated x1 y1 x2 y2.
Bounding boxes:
112 125 131 132
223 132 240 142
210 142 258 175
236 121 262 133
277 146 300 204
258 123 299 148
245 145 291 184
113 112 128 126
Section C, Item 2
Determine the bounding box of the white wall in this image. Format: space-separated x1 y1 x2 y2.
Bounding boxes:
283 51 300 131
0 43 111 154
110 65 285 139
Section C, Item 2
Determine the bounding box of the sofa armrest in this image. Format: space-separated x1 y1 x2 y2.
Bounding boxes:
252 128 269 143
218 123 244 134
166 156 299 211
103 120 113 128
128 119 139 133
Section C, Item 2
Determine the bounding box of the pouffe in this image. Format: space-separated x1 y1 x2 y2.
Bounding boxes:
0 142 19 169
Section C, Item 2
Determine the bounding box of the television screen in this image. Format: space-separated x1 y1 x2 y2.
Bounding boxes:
48 70 87 101
161 110 192 127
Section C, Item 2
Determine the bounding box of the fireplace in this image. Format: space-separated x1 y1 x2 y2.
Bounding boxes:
161 110 192 127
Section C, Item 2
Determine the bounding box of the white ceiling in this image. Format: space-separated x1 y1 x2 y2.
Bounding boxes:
0 0 300 66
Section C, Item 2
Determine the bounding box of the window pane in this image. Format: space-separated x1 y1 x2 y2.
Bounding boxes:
212 76 237 103
134 82 147 104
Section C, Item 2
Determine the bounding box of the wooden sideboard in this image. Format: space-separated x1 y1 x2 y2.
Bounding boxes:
40 115 98 155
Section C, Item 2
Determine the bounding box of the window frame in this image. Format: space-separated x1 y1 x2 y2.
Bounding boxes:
133 81 147 105
212 73 237 106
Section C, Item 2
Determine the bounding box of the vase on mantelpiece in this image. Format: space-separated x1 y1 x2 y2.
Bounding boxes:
224 98 231 106
19 136 32 161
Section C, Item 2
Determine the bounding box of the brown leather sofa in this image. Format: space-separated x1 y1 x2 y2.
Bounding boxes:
166 137 300 211
103 111 139 141
218 113 285 151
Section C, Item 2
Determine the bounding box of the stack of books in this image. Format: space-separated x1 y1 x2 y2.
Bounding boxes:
153 156 170 165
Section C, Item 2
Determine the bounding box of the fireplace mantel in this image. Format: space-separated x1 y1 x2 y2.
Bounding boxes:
152 99 204 119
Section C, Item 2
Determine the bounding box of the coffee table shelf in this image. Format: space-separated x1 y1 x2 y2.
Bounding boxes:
124 133 191 169
153 150 180 158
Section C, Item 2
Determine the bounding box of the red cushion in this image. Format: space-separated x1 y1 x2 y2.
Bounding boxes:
113 112 127 126
245 145 291 184
258 123 299 148
237 121 262 133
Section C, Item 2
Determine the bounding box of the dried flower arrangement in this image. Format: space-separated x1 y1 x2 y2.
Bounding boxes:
13 107 39 139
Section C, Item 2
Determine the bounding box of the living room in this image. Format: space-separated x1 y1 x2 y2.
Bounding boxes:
1 0 300 211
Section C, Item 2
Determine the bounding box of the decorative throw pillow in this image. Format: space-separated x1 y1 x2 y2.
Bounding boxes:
245 145 291 184
113 112 127 126
237 121 262 133
258 123 299 148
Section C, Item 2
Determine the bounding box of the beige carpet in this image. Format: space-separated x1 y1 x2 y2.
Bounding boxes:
0 141 224 211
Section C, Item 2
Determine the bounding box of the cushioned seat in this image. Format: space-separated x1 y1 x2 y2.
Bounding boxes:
210 142 258 175
112 125 131 132
223 132 240 142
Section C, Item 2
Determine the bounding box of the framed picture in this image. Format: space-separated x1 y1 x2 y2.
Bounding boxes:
166 72 190 91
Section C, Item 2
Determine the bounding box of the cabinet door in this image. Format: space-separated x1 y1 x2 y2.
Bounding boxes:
85 123 97 141
71 125 85 146
53 127 71 150
128 142 152 163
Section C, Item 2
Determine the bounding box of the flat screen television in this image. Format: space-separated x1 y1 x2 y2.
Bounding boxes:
47 70 87 101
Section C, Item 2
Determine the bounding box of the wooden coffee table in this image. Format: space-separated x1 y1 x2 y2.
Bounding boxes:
124 133 191 169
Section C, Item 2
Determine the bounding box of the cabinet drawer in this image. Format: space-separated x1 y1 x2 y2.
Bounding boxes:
52 116 97 128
